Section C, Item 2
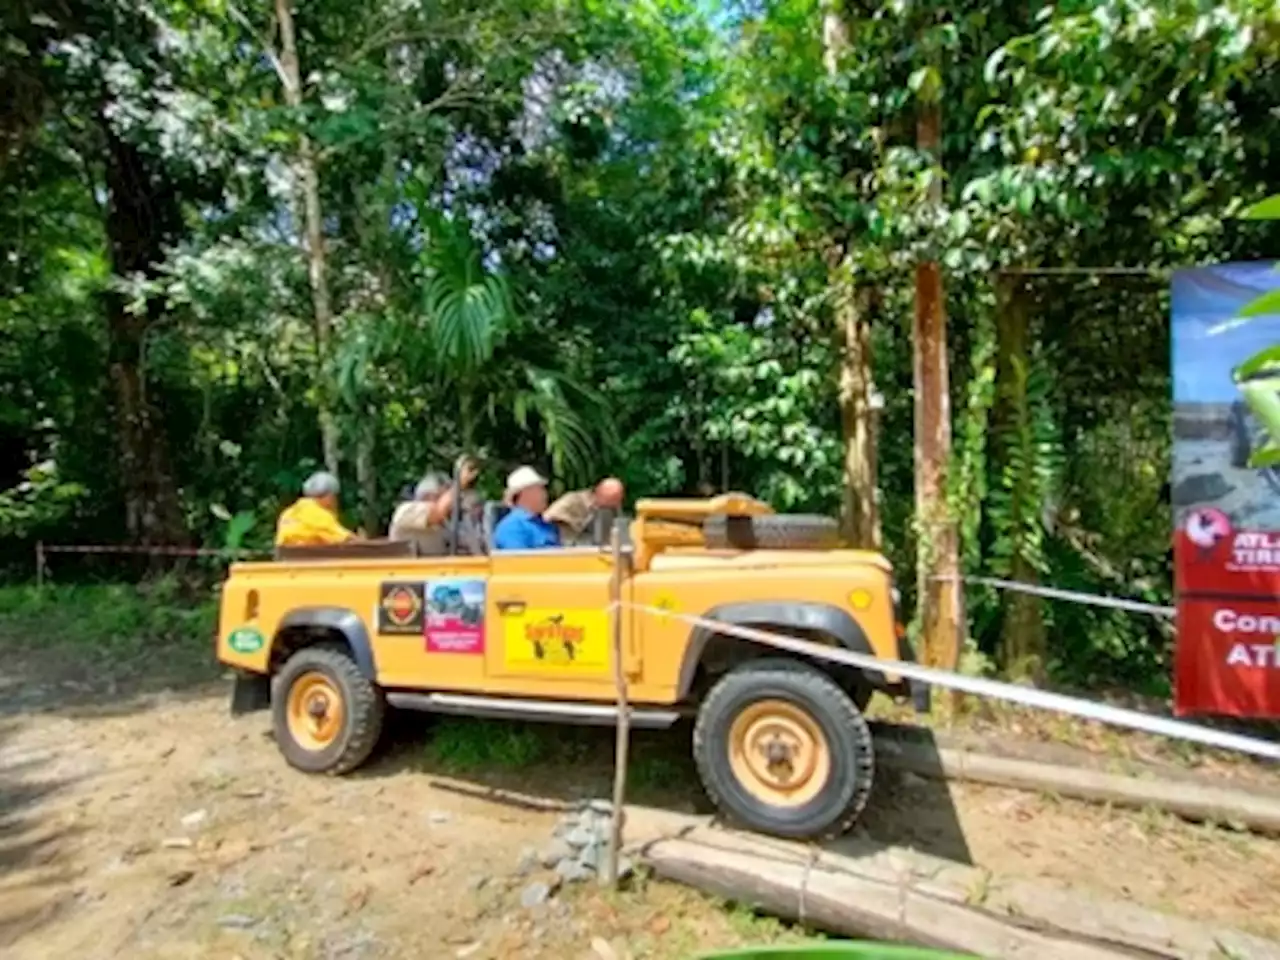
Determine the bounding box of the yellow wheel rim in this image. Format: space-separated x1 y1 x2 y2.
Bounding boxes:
286 672 345 751
728 699 831 807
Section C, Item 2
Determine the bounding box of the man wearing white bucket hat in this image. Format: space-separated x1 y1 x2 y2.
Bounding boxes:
491 465 561 551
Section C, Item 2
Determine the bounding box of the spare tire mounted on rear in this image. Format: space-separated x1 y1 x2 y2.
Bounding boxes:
703 513 841 550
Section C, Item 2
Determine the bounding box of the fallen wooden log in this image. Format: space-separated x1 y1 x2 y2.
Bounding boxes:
875 737 1280 836
425 779 574 812
625 809 1280 960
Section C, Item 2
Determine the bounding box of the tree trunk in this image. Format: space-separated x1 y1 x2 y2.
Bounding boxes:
994 274 1047 680
914 95 962 673
100 122 187 547
275 0 340 474
823 0 880 549
837 286 880 547
356 431 378 535
821 0 849 74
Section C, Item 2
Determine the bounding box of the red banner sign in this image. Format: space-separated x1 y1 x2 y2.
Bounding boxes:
1172 264 1280 718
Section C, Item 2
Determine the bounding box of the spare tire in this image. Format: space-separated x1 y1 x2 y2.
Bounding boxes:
704 514 842 550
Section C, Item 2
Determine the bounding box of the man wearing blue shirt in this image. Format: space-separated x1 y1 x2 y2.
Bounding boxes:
492 466 562 551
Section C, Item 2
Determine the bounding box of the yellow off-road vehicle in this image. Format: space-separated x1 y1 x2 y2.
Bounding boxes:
216 494 926 839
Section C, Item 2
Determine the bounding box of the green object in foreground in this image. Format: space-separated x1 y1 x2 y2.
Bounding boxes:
696 944 978 960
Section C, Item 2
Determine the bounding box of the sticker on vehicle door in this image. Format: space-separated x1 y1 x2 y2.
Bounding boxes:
503 608 610 671
425 578 486 655
378 581 425 635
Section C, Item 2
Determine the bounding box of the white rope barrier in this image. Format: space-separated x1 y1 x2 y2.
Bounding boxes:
937 575 1175 619
615 602 1280 762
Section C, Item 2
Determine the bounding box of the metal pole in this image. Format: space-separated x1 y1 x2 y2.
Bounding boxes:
448 456 464 556
603 522 630 887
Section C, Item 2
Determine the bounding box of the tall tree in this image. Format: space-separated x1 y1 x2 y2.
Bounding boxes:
822 0 880 548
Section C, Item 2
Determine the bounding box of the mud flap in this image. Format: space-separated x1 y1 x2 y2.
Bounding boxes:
230 672 271 715
910 678 932 714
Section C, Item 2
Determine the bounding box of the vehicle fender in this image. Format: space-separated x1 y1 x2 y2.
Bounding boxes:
276 607 377 680
676 601 886 699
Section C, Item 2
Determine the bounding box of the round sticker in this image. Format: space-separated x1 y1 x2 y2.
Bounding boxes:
228 626 265 654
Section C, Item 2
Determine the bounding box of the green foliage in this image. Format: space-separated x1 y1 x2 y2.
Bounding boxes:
1243 195 1280 220
2 0 1278 699
0 580 216 663
988 347 1062 582
425 718 564 771
0 459 86 539
1240 289 1280 318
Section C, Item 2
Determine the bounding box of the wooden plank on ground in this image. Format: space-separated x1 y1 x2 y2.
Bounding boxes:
624 808 1280 960
876 737 1280 836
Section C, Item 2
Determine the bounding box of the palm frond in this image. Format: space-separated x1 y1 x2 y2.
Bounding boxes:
419 217 516 372
503 366 606 485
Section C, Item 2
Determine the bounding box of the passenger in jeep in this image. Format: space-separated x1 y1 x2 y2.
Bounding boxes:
389 459 479 555
492 466 560 550
544 477 625 545
275 471 357 547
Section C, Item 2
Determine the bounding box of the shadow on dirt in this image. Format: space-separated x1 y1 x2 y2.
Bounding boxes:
0 641 223 723
362 712 974 867
0 627 225 948
0 718 87 950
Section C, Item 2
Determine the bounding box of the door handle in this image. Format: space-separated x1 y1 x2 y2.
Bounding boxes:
497 599 526 615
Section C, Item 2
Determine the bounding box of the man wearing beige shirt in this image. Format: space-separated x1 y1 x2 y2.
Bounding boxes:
389 459 479 555
543 477 625 546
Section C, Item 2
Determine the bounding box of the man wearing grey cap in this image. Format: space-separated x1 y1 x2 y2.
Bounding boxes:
388 458 479 555
275 471 357 547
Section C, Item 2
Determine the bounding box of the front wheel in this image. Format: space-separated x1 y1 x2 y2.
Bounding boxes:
693 659 875 839
272 646 385 775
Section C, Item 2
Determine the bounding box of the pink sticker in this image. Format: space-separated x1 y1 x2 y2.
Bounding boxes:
424 578 486 655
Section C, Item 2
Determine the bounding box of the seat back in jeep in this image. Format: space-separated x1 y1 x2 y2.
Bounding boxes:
274 540 419 562
482 501 510 550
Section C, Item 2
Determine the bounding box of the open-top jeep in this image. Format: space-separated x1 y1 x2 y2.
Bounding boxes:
216 494 925 839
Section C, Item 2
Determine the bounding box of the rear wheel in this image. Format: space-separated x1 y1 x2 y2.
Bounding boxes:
272 646 385 775
693 659 874 839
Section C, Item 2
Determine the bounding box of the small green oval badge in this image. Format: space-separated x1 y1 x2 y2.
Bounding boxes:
227 626 265 655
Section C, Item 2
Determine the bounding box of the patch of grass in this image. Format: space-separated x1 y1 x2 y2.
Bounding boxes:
423 718 597 772
721 900 827 944
0 579 217 673
629 752 693 792
418 717 705 809
566 883 828 959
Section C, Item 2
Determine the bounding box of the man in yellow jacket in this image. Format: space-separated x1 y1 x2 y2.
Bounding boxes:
275 471 356 547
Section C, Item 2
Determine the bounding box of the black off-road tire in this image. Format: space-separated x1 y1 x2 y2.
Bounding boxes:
703 514 841 550
272 645 385 775
692 659 875 839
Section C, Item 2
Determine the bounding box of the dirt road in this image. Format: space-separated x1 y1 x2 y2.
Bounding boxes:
3 645 1280 959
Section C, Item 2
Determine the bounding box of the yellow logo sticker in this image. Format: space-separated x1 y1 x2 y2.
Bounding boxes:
503 608 610 671
653 591 679 613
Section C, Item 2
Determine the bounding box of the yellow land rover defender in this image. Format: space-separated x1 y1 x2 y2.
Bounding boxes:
216 494 925 839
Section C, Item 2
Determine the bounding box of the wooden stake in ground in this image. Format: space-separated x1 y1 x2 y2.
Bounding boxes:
913 45 961 678
603 523 630 887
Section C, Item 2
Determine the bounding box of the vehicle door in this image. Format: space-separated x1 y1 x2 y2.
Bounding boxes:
485 547 636 688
